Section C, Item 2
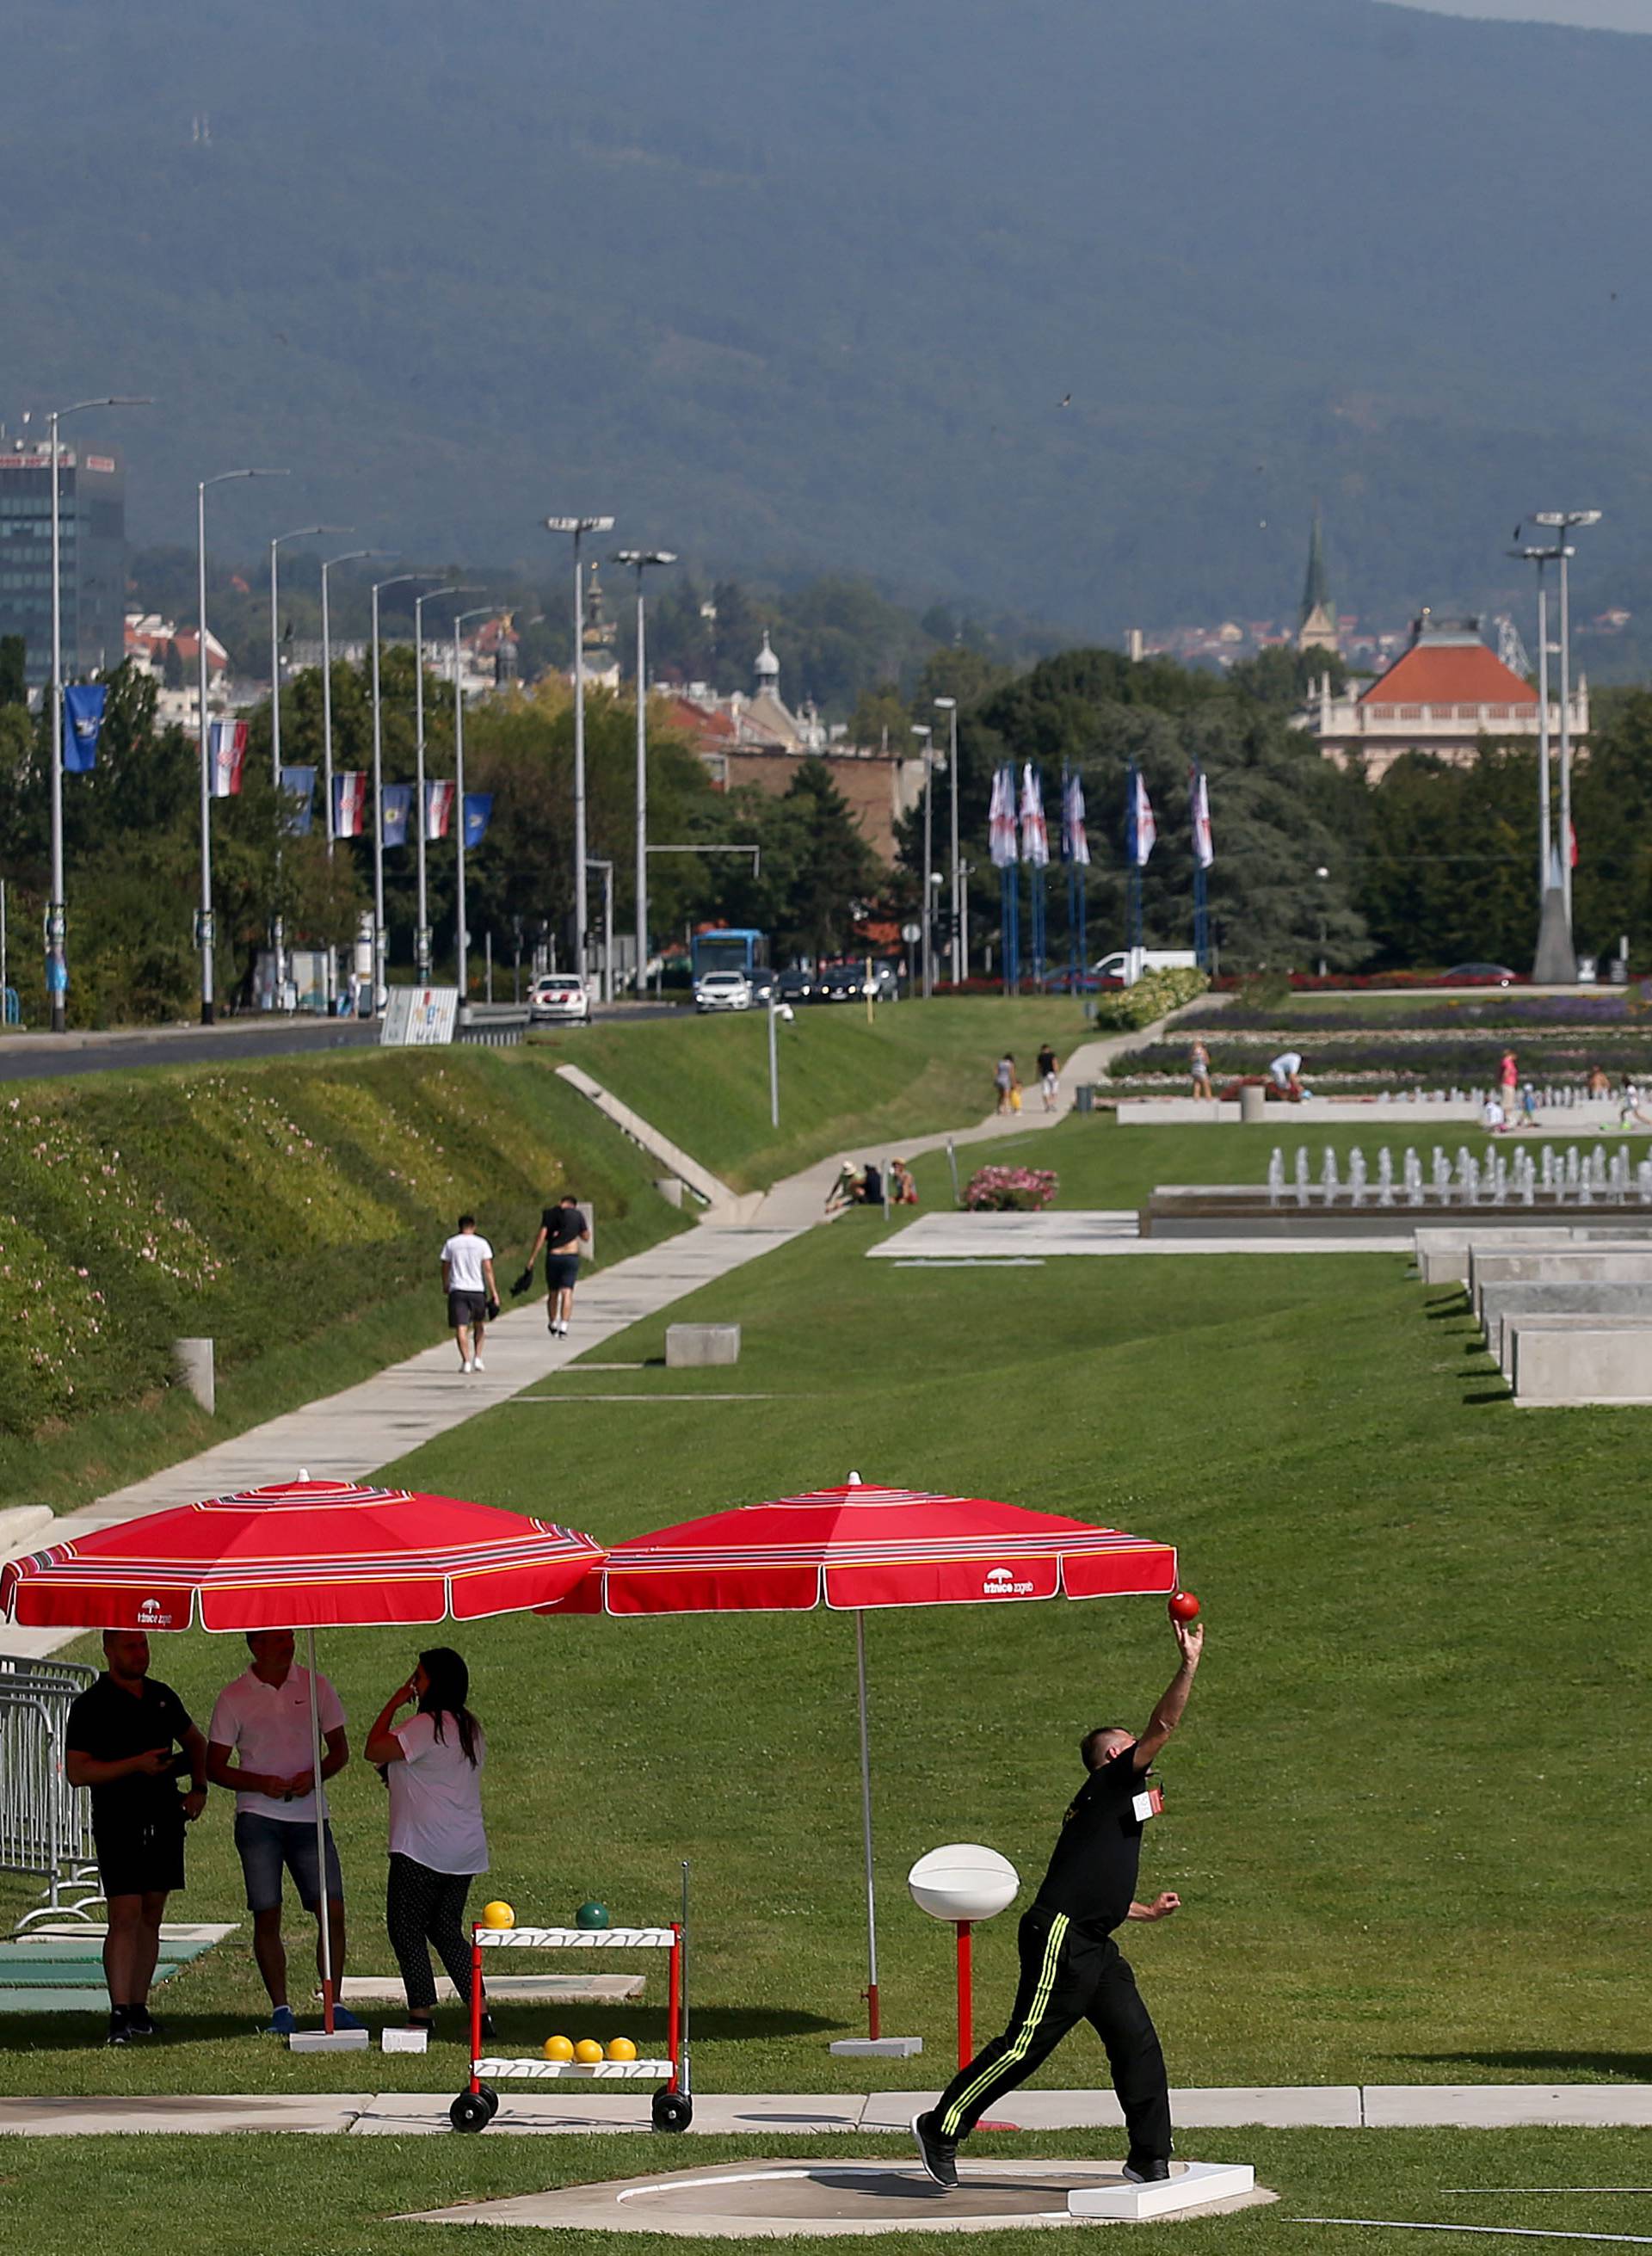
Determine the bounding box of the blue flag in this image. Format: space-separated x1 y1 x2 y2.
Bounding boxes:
381 784 412 848
280 764 316 836
462 792 493 848
62 683 108 773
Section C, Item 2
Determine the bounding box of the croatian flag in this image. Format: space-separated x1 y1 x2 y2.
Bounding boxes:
1191 767 1214 870
332 771 367 838
461 792 493 848
208 718 247 798
423 779 456 841
989 766 1019 867
1062 771 1090 866
1020 764 1050 866
62 683 108 773
381 784 412 848
280 764 316 836
1126 764 1156 867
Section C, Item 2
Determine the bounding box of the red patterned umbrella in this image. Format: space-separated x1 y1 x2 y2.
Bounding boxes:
3 1479 605 2031
546 1478 1176 2038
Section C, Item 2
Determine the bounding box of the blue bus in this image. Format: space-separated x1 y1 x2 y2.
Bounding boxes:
690 928 768 980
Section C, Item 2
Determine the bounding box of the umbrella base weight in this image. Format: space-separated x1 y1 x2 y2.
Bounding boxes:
289 2028 371 2053
829 2037 923 2058
1068 2160 1256 2221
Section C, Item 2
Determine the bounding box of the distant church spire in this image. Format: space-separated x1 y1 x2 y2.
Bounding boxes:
1297 502 1339 654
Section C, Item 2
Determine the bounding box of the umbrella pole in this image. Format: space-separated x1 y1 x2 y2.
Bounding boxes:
307 1628 336 2034
854 1611 880 2041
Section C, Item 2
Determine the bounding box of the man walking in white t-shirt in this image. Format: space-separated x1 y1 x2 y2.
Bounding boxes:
206 1630 361 2037
440 1213 496 1374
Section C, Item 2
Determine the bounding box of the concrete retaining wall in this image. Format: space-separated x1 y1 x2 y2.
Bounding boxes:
1512 1320 1652 1406
1470 1245 1652 1321
1482 1280 1652 1365
1418 1224 1652 1286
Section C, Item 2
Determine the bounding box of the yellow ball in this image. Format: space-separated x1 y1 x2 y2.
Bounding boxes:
480 1901 515 1930
574 2037 604 2064
606 2037 638 2062
542 2034 575 2062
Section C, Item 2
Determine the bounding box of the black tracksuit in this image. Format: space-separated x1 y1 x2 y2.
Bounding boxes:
931 1743 1172 2160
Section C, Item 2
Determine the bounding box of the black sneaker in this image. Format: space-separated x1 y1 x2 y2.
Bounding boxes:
106 2012 133 2047
479 2013 499 2044
1123 2155 1169 2185
126 2009 161 2039
912 2111 959 2191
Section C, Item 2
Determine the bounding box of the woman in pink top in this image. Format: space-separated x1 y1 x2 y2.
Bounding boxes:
1499 1051 1519 1109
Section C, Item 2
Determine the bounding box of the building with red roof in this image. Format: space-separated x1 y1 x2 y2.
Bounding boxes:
1300 611 1587 779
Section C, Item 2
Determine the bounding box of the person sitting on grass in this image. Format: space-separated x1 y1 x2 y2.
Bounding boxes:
366 1648 496 2043
825 1162 861 1216
890 1158 919 1206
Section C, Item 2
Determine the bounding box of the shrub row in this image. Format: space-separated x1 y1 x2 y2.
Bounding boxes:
1090 965 1210 1032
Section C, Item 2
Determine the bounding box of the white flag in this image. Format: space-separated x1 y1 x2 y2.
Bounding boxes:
989 766 1019 867
1063 773 1090 866
1192 769 1214 870
1020 764 1050 867
1129 768 1156 867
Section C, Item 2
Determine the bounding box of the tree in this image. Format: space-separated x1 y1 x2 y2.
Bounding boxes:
0 637 25 709
720 760 884 958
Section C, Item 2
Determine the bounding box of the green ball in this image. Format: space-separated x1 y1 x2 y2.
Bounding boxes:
575 1900 610 1931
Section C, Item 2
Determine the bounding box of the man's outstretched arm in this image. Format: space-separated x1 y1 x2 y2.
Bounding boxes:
1132 1617 1203 1772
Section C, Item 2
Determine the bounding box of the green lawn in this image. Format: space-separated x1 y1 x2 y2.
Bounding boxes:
7 1187 1648 2103
9 2129 1652 2256
527 1000 1093 1191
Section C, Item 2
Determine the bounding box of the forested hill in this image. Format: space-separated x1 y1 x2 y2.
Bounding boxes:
4 0 1652 640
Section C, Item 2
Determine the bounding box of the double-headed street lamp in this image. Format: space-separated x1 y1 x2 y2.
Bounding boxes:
320 549 395 858
413 585 479 980
45 395 151 1032
545 515 614 982
268 524 349 1001
369 571 437 1008
911 724 935 998
1508 539 1566 909
1530 509 1601 925
613 549 677 999
197 467 289 1024
934 696 962 986
452 604 496 1017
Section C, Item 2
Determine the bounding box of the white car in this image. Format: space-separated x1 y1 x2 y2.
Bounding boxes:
529 974 591 1026
694 971 754 1013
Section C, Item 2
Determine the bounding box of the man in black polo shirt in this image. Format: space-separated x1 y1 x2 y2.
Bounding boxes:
66 1629 207 2045
521 1192 591 1337
914 1610 1203 2190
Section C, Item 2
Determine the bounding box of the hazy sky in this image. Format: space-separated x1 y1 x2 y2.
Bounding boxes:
1400 1 1651 27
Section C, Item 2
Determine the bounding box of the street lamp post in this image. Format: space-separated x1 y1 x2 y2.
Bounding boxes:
44 396 151 1032
911 724 934 998
1315 865 1330 978
268 524 348 1003
196 468 288 1024
613 549 677 998
934 697 961 986
319 549 393 860
451 604 494 1018
1509 541 1563 909
413 585 477 981
1532 510 1601 927
370 571 435 1011
545 516 614 982
584 859 616 1003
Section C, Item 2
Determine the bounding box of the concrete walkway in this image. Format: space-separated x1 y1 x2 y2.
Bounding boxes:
3 2084 1650 2136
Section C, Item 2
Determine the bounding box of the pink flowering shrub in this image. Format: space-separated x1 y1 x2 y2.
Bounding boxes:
964 1165 1058 1212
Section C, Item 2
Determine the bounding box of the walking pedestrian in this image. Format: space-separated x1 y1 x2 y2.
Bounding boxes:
1189 1040 1213 1101
65 1630 208 2045
206 1630 362 2037
1500 1050 1519 1117
1037 1043 1060 1113
521 1192 590 1338
441 1213 497 1375
365 1648 494 2039
913 1608 1204 2191
994 1053 1015 1115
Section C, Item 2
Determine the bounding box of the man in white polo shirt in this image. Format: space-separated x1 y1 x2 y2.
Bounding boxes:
206 1630 361 2037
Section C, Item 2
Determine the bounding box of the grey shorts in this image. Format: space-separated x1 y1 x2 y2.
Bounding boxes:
234 1811 344 1914
447 1290 488 1329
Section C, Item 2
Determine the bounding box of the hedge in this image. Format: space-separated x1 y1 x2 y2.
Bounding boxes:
1090 965 1210 1032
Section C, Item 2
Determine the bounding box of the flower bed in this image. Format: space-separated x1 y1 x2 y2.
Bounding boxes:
964 1165 1058 1211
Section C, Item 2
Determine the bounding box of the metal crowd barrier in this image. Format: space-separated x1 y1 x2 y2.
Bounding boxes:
0 1656 102 1931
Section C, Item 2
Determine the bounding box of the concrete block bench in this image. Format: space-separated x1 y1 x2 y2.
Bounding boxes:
1482 1279 1652 1366
665 1323 741 1368
1470 1246 1652 1322
1511 1319 1652 1406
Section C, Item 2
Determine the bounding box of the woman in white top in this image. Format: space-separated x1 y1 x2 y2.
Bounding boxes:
366 1648 491 2035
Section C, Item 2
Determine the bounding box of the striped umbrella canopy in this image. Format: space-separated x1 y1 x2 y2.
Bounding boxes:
2 1479 606 2031
546 1479 1177 2039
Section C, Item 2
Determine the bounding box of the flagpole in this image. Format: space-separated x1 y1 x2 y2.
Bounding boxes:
453 605 492 1019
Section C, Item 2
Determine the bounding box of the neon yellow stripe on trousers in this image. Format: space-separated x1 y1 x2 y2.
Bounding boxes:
939 1910 1069 2138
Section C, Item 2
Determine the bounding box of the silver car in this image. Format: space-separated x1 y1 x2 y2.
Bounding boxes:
693 971 754 1013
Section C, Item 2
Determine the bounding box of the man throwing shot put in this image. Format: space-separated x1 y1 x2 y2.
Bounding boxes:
914 1609 1203 2190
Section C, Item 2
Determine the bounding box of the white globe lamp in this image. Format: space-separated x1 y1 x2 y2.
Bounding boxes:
908 1844 1020 2069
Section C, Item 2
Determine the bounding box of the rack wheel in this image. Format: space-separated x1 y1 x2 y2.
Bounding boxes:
652 2086 693 2134
479 2083 500 2120
450 2089 493 2133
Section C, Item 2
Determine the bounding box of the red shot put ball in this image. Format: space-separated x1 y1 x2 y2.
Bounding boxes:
1168 1591 1201 1622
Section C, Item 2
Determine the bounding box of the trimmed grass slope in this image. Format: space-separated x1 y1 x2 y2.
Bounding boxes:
0 1048 687 1513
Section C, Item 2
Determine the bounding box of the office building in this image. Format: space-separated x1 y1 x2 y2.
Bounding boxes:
0 435 127 688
